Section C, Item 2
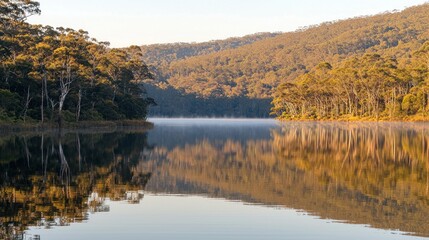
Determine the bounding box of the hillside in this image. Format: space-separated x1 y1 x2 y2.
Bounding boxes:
140 32 280 71
140 4 429 117
139 33 280 117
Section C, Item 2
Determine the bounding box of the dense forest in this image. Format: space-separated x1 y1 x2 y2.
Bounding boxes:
3 1 429 120
140 4 429 119
0 0 155 125
139 33 280 117
271 51 429 120
140 32 280 71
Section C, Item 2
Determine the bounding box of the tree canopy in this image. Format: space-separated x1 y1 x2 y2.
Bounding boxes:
0 0 154 124
137 4 429 118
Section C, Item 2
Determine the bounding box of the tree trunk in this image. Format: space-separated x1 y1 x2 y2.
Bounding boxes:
112 87 117 103
41 82 44 123
58 72 72 128
76 88 82 122
44 76 50 113
41 73 46 124
22 86 32 122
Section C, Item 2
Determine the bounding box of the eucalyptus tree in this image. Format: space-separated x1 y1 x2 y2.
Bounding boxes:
0 0 40 84
0 0 154 123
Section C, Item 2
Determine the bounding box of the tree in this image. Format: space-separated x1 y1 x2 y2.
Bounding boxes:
30 35 56 123
0 0 41 22
0 1 155 124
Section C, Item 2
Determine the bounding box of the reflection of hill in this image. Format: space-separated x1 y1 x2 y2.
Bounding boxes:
143 123 429 237
3 122 428 238
147 120 275 149
0 132 151 240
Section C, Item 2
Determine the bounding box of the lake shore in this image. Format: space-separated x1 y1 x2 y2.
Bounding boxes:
0 120 154 135
277 115 429 123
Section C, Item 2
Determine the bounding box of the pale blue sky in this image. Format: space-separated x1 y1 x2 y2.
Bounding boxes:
29 0 428 47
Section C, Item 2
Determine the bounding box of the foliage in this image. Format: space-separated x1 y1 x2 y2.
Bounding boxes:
0 0 154 124
139 4 429 118
137 33 280 117
272 51 429 120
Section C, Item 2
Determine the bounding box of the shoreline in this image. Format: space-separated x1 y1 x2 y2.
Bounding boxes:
276 116 429 123
0 120 154 135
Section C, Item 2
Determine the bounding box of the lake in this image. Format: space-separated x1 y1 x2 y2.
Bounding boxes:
1 118 429 240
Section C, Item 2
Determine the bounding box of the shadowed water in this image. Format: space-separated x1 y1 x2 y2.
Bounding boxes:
1 119 429 239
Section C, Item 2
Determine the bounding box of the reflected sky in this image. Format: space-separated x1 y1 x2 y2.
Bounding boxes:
28 194 426 240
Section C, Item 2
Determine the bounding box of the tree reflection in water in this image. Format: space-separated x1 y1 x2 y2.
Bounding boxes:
2 122 429 238
142 122 429 237
0 131 152 240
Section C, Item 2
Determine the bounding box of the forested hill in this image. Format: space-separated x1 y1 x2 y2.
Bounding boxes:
139 33 280 117
140 32 280 69
140 4 429 118
4 1 429 120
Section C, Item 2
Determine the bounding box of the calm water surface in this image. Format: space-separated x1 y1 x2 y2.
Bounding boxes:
1 118 429 239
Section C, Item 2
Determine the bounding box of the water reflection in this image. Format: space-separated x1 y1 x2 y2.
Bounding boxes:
142 120 429 237
0 131 152 240
1 120 429 239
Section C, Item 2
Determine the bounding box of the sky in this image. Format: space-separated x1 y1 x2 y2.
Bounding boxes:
28 0 429 47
